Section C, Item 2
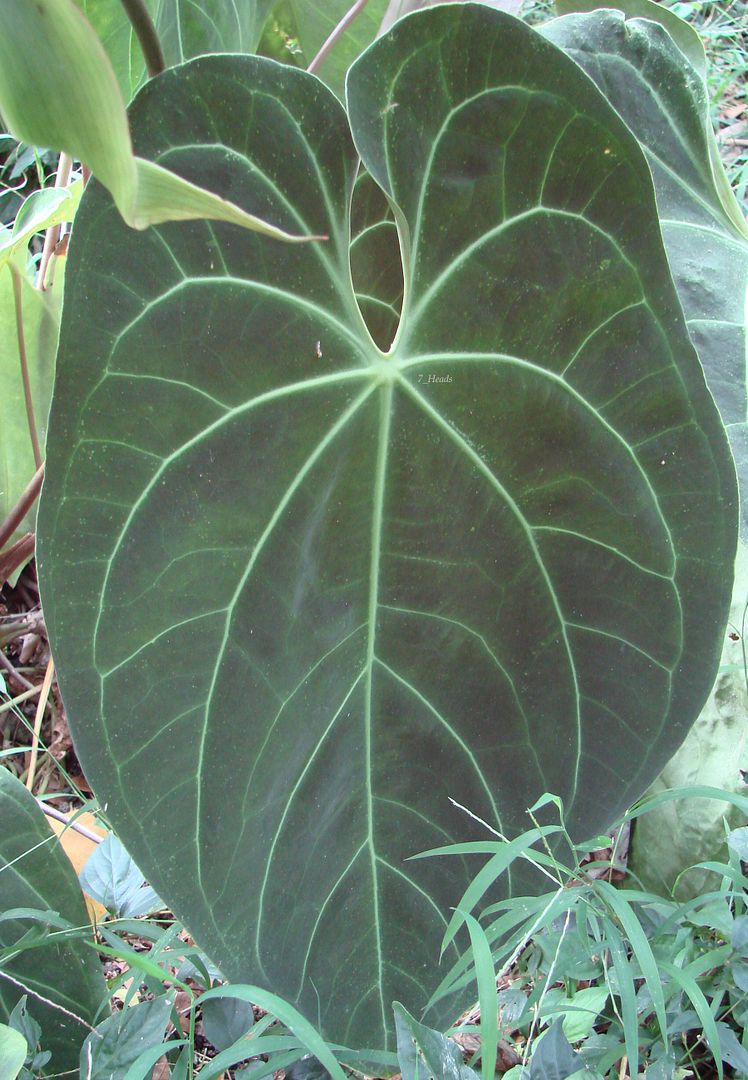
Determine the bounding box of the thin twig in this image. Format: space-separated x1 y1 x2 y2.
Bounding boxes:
0 969 98 1033
37 152 72 291
307 0 371 73
0 648 35 692
0 463 44 552
0 683 42 715
37 801 104 845
9 264 43 469
120 0 166 77
25 656 55 791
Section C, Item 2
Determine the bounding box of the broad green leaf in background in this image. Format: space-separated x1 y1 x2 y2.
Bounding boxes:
0 264 61 539
543 1 748 533
38 5 737 1052
628 542 748 899
76 0 277 101
0 0 313 239
529 1021 579 1080
0 769 107 1074
0 1023 27 1080
287 0 524 94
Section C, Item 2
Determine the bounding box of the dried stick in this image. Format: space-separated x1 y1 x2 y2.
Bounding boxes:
25 656 55 791
308 0 371 74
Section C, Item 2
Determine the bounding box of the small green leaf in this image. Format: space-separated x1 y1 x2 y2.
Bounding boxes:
393 1001 478 1080
79 994 174 1080
529 1021 578 1080
558 986 608 1042
78 833 163 917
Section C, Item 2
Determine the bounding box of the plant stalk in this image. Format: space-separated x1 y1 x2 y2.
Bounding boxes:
9 265 43 470
0 463 44 552
37 152 72 291
25 656 55 791
307 0 371 74
0 533 35 585
0 684 42 715
120 0 166 78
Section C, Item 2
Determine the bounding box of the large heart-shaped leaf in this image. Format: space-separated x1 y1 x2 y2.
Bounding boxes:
0 769 107 1073
542 2 748 533
38 5 736 1051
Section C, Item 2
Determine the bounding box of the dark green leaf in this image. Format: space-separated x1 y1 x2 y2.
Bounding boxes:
0 769 107 1074
394 1001 478 1080
529 1021 578 1080
201 995 254 1053
79 994 173 1080
39 5 737 1052
714 1023 748 1075
284 1056 333 1080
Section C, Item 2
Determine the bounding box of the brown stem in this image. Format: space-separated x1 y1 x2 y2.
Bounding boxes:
9 265 43 470
120 0 166 77
307 0 371 74
37 801 104 845
0 533 36 585
0 648 35 692
37 153 72 291
25 656 55 791
0 464 44 552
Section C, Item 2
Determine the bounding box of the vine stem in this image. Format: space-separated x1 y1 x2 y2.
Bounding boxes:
25 655 55 791
37 152 72 291
307 0 371 74
0 463 44 552
120 0 166 77
9 265 43 470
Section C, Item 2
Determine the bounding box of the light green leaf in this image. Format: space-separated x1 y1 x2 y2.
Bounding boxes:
38 5 736 1052
541 3 748 534
0 183 82 272
0 769 108 1074
0 0 314 240
558 986 608 1042
76 0 276 101
0 1023 27 1080
0 264 60 540
285 0 388 93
